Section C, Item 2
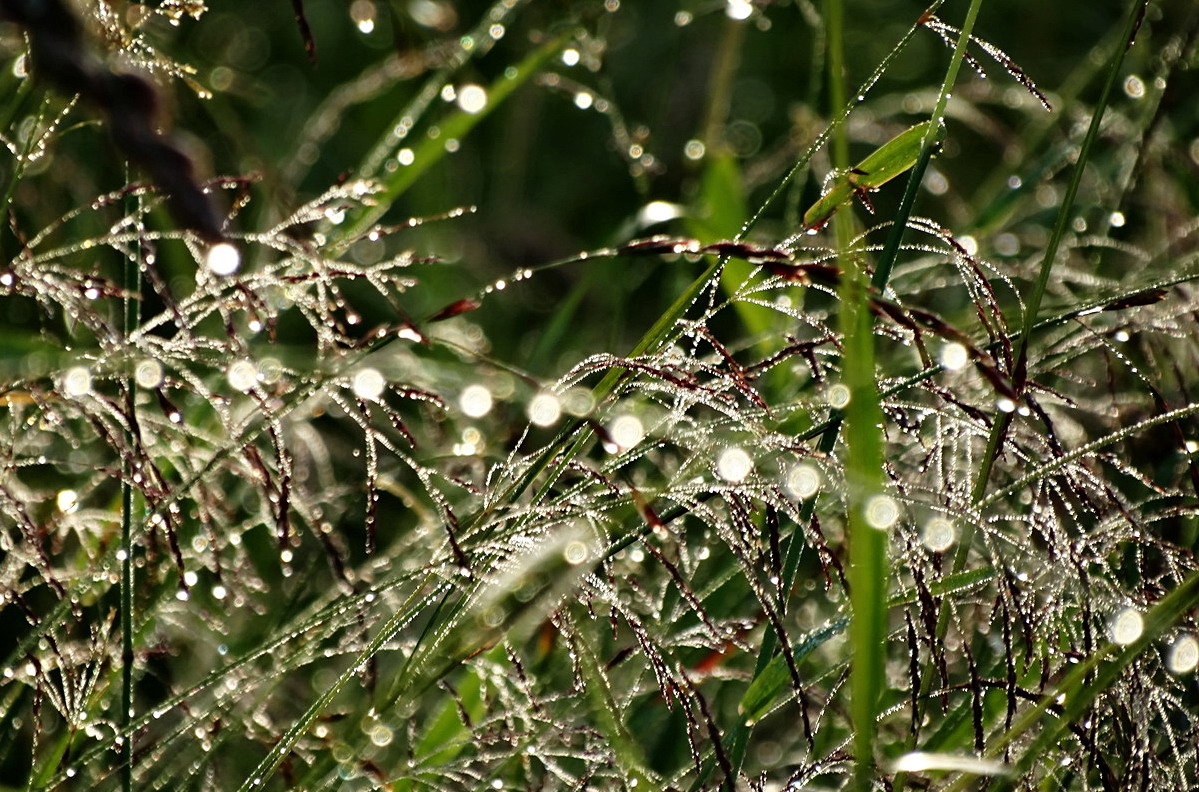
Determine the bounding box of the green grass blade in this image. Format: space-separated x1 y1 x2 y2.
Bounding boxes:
336 32 571 248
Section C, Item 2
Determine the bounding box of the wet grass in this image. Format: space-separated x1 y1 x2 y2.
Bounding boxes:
2 1 1199 791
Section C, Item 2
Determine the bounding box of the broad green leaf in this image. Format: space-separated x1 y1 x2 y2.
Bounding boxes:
738 617 847 724
802 120 941 229
690 152 778 349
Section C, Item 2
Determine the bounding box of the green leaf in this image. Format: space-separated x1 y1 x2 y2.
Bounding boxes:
738 618 847 725
802 120 941 229
690 152 777 348
337 32 571 248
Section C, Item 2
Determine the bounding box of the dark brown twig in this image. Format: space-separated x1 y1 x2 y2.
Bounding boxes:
0 0 225 241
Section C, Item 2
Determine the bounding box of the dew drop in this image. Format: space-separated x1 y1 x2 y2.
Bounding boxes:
826 383 851 409
56 489 79 513
350 0 377 33
563 541 590 565
785 464 821 499
61 366 93 398
563 388 594 416
135 359 164 389
1167 635 1199 674
683 139 706 160
606 414 644 452
227 359 259 392
561 48 580 67
352 367 386 401
459 384 493 417
1123 74 1145 99
637 200 683 226
996 397 1017 413
527 392 562 427
573 91 594 110
939 342 969 372
921 517 956 552
865 494 900 530
1109 608 1144 645
205 243 240 276
716 446 753 483
456 84 488 114
995 233 1019 256
725 0 753 20
1109 211 1126 228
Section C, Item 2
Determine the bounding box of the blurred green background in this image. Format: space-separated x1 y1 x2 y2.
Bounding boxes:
108 0 1195 371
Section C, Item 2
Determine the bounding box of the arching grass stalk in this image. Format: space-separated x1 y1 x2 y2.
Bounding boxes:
940 505 1199 792
821 0 888 788
968 0 1149 509
944 0 1151 651
895 3 1154 789
119 176 142 792
821 0 987 786
480 4 942 556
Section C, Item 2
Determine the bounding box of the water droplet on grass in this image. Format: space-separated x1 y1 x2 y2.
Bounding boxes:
56 489 79 513
826 383 851 409
460 384 493 417
1167 635 1199 674
865 494 900 530
457 84 488 114
1109 608 1144 645
921 518 956 551
785 464 820 499
227 360 259 392
637 200 683 226
135 359 164 388
939 342 969 371
352 368 386 401
527 392 562 426
205 243 240 276
62 366 93 398
893 751 1007 776
1123 74 1145 99
716 446 753 482
563 541 590 565
606 415 644 452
